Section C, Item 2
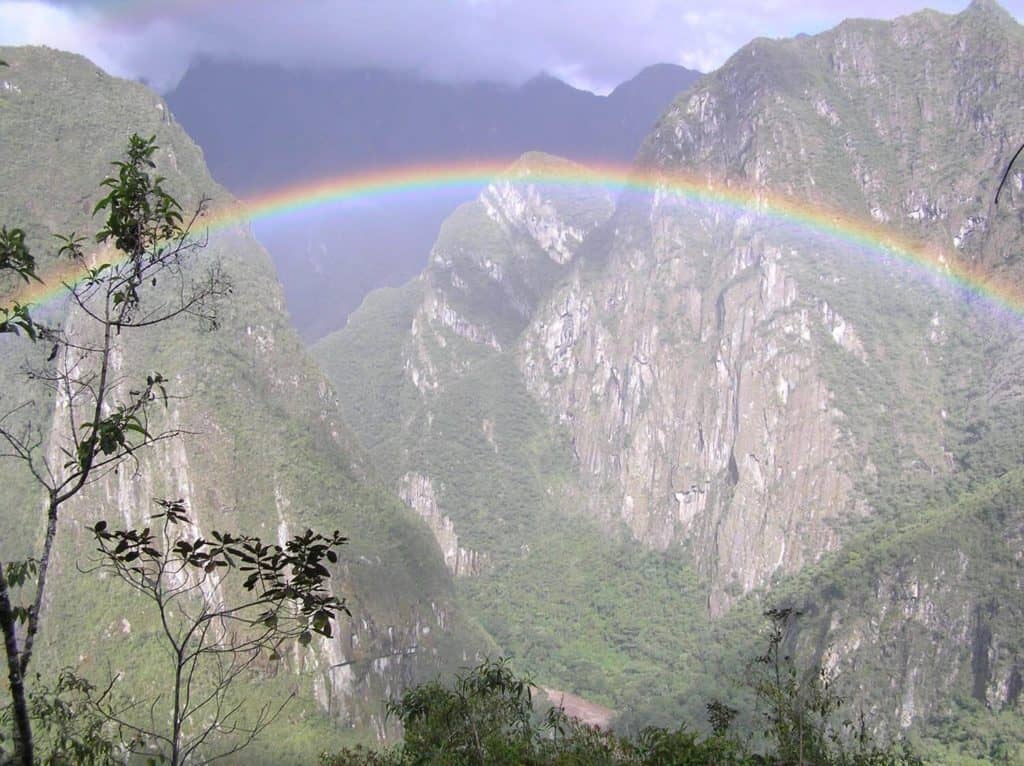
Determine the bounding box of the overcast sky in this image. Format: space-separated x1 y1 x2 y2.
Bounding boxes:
1 0 1022 93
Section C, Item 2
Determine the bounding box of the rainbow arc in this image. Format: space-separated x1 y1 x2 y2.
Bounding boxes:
6 160 1022 322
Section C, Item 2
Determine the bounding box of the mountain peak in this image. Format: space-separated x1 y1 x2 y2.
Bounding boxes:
522 71 582 95
501 150 587 178
607 62 701 104
962 0 1014 21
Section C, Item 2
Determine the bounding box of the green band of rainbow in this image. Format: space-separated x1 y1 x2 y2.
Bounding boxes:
7 160 1023 321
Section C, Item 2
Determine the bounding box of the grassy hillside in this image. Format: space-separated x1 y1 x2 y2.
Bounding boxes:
0 45 484 763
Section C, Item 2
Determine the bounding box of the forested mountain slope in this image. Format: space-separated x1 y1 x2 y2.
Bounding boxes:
314 2 1024 757
0 46 483 763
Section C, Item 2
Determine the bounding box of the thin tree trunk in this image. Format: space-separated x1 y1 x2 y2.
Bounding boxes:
19 495 58 675
171 646 184 766
0 564 33 766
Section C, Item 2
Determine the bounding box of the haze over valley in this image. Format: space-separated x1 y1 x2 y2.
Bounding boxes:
1 2 1024 764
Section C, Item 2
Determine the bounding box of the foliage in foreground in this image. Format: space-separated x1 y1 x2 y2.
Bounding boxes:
0 131 228 766
322 611 922 766
0 132 347 766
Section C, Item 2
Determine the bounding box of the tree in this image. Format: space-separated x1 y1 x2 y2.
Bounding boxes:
750 608 837 765
747 608 923 766
321 613 923 766
0 227 41 339
0 668 118 766
389 657 536 765
85 499 347 765
0 133 229 765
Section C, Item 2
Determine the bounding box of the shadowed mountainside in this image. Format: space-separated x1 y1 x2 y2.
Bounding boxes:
166 61 701 339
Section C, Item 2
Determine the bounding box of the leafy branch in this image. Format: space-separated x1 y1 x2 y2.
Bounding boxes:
0 134 229 766
86 502 348 765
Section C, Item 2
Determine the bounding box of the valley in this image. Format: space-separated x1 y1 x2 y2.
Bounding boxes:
1 1 1023 763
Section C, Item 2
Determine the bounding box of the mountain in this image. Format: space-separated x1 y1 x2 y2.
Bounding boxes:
313 1 1024 757
164 61 701 340
0 46 484 762
315 152 713 724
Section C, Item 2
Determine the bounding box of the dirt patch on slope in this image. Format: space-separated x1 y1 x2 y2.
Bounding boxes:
542 687 616 729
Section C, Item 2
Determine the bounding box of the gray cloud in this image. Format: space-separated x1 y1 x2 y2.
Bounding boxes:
2 0 1022 92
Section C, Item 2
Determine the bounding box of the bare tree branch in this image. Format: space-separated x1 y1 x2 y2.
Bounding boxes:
0 134 230 766
84 504 346 764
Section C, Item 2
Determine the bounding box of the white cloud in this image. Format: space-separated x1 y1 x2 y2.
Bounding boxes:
0 2 97 57
1 0 1022 93
0 1 196 88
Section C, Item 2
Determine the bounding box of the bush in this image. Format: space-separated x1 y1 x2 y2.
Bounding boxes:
321 612 922 766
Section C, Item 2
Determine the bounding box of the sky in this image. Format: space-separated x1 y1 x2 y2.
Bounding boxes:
1 0 1023 93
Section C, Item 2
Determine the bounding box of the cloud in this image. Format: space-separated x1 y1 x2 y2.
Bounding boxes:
0 2 103 67
1 0 1021 93
0 1 194 89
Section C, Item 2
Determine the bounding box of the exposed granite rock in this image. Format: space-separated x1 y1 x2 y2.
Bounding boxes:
400 472 488 576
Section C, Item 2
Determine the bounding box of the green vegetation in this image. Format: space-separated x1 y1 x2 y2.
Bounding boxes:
322 613 922 766
315 7 1024 760
317 213 1024 762
0 669 117 766
916 703 1024 765
0 131 349 766
315 281 713 717
0 46 485 764
6 3 1024 761
0 130 237 766
89 503 348 765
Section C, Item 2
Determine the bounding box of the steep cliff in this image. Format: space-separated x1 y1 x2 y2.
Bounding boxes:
0 46 480 761
315 156 711 717
317 152 618 576
316 1 1024 749
522 0 1024 612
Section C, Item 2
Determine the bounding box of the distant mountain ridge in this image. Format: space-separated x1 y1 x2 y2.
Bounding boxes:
167 61 700 192
165 61 701 339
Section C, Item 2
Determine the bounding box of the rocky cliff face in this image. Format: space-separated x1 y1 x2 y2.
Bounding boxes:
399 473 488 577
0 46 478 760
781 467 1024 738
317 2 1024 742
521 222 860 613
391 154 615 566
407 152 614 392
521 0 1024 612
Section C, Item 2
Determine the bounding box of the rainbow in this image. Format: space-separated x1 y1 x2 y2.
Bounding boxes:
6 159 1023 321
